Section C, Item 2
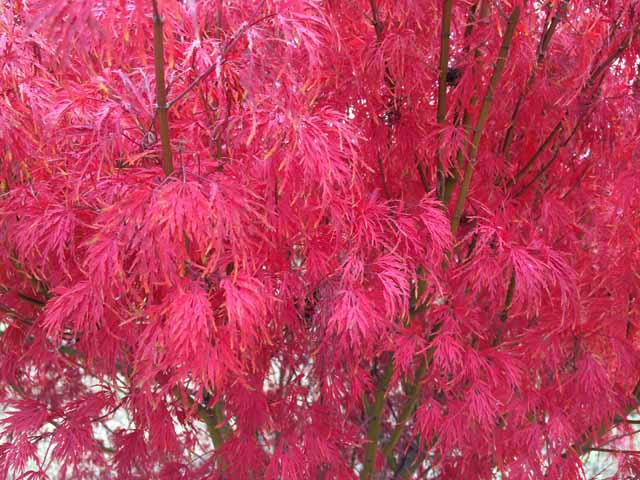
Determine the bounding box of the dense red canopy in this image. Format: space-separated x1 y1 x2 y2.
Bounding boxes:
1 0 640 478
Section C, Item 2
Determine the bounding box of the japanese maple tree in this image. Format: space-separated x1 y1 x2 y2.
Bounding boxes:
1 0 640 478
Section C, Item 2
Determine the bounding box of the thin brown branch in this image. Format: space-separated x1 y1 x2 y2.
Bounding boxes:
381 358 426 460
360 3 400 474
588 23 639 88
368 0 384 39
96 439 116 454
513 27 624 196
360 359 394 480
443 108 472 205
367 0 399 198
442 1 488 205
378 319 442 470
514 114 584 197
174 387 226 449
560 158 591 200
361 6 400 470
152 0 174 176
596 428 640 447
537 1 568 64
502 0 568 158
451 6 521 236
414 153 430 193
574 383 640 455
17 292 46 306
587 447 640 455
502 269 516 316
435 0 454 201
508 121 563 187
216 0 224 40
392 439 422 478
377 154 391 199
508 17 640 190
493 269 516 346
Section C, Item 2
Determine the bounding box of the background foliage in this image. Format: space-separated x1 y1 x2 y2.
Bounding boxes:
1 0 640 478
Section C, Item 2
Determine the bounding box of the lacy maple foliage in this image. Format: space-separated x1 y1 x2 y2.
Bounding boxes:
1 0 640 478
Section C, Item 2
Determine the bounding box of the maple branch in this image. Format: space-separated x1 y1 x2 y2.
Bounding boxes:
451 6 520 236
596 428 640 446
560 159 592 200
435 0 454 201
377 154 391 199
442 1 488 205
392 437 424 478
502 0 568 158
443 109 472 205
502 269 516 319
493 269 516 346
588 27 638 88
574 384 640 456
382 5 520 441
508 121 563 186
462 1 482 51
367 0 400 198
56 340 228 456
587 447 640 455
151 0 174 176
359 6 408 471
173 387 226 449
514 115 583 197
381 358 426 460
96 440 117 454
360 359 394 480
378 319 442 470
414 153 430 194
508 17 640 190
10 254 52 300
17 291 46 306
368 0 384 39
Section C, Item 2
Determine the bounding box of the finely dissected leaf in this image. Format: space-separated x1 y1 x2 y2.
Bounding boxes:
1 0 639 478
43 281 104 337
0 400 49 436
